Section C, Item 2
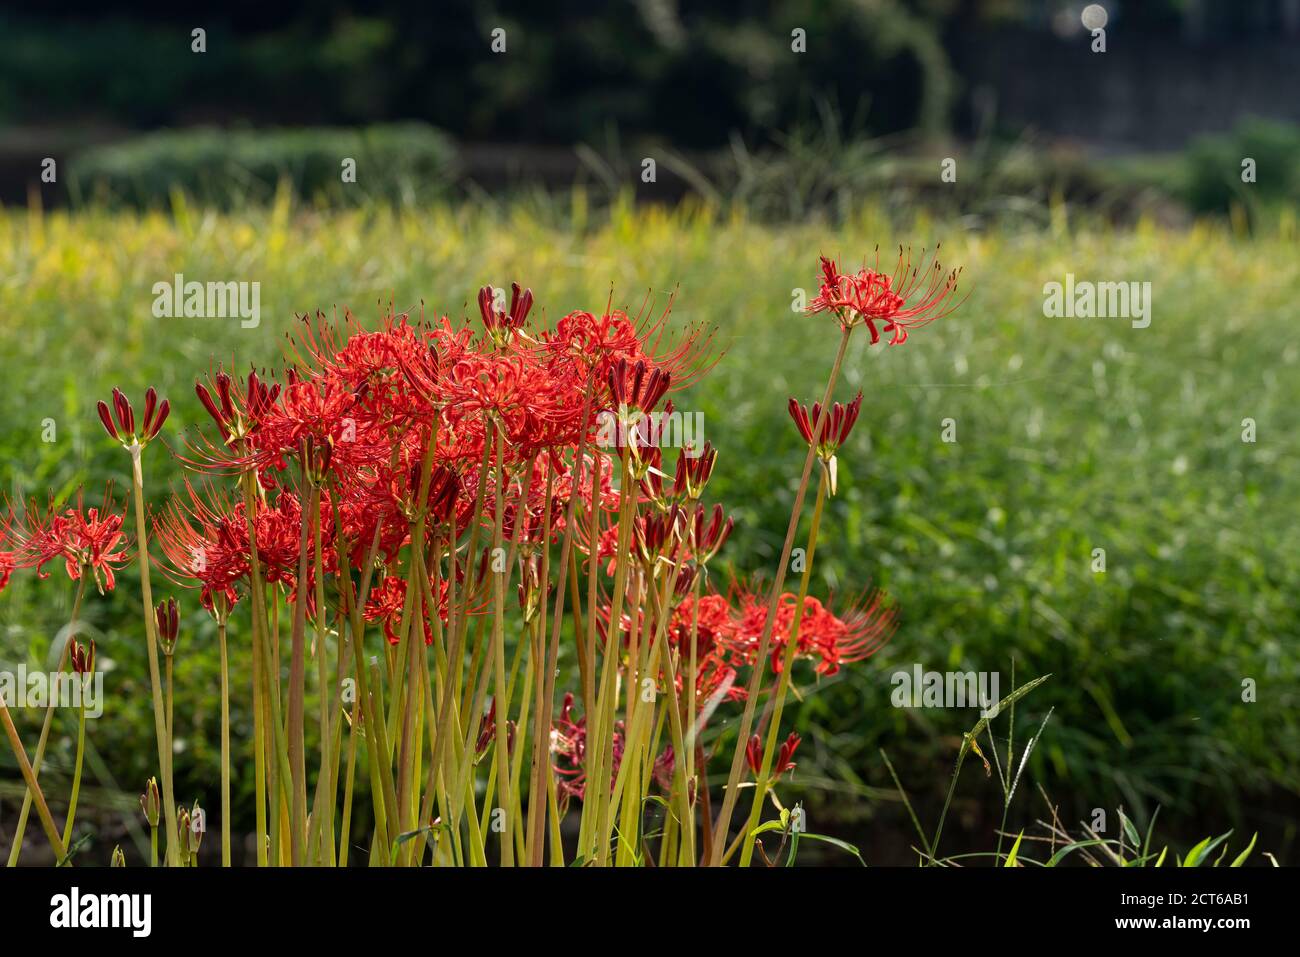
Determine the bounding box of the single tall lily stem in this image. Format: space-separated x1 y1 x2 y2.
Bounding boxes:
489 422 514 866
738 466 829 866
7 573 86 866
286 452 317 865
131 444 181 867
60 683 88 849
217 605 232 866
707 323 853 865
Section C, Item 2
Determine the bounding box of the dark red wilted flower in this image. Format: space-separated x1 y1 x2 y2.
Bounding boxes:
69 638 96 676
97 387 170 447
810 250 964 344
195 369 282 446
475 698 516 757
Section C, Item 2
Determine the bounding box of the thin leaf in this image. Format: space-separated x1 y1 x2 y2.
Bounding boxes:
1004 830 1024 867
1229 832 1257 867
1183 830 1232 868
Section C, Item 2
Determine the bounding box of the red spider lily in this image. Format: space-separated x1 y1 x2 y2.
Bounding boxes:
153 481 250 613
788 393 863 494
745 731 799 778
363 575 452 646
632 504 686 563
155 598 180 653
809 249 965 344
249 372 383 478
194 368 282 447
97 387 170 447
788 393 863 460
551 692 624 806
606 358 671 416
69 638 96 676
442 352 580 459
478 282 534 346
673 442 717 500
728 585 898 676
690 503 734 564
14 488 133 594
541 303 718 397
0 509 15 594
475 698 516 757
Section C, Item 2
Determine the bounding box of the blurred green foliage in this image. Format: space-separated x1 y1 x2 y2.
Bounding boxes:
1185 118 1300 219
68 124 457 209
0 3 951 147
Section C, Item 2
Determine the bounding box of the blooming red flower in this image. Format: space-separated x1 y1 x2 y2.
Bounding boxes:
363 573 458 646
728 585 897 676
809 250 964 344
153 481 250 613
0 509 15 594
551 692 624 806
14 488 133 594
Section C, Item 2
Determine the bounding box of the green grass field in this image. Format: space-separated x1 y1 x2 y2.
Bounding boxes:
2 195 1297 861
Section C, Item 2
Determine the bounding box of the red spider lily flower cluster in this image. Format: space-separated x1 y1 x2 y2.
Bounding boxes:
809 249 965 343
0 253 957 868
9 488 133 594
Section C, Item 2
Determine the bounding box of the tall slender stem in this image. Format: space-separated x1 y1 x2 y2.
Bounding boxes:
707 324 853 864
739 468 828 866
60 696 87 848
130 444 180 866
218 615 232 866
7 573 86 866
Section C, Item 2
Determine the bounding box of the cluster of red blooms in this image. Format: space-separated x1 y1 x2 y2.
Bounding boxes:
2 488 133 595
0 254 958 813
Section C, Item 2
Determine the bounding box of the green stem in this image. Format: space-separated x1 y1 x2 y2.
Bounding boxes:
7 573 86 866
130 444 180 866
738 468 828 867
218 616 232 867
60 698 87 848
707 324 852 865
0 695 67 860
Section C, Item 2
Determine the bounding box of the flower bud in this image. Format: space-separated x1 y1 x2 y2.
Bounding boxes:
140 777 160 827
155 597 179 656
69 638 95 676
176 805 193 858
189 800 205 854
111 845 126 867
